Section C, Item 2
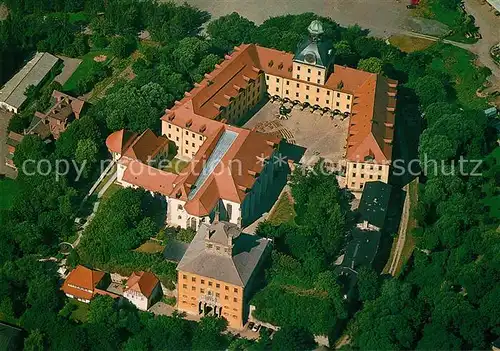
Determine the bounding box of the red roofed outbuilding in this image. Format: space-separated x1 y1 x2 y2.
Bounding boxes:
123 271 162 310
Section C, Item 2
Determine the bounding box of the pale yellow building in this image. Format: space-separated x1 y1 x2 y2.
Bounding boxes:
177 221 270 329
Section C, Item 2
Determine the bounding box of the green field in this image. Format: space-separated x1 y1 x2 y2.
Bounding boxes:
62 49 113 93
69 300 89 323
0 178 18 210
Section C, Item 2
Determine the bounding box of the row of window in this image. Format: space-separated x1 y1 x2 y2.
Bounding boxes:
268 76 353 99
181 285 240 302
351 182 365 190
183 275 239 293
352 173 382 180
296 65 322 74
352 164 383 171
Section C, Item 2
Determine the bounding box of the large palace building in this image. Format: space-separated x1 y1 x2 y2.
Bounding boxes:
106 20 398 230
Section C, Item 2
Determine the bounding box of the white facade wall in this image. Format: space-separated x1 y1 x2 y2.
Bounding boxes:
124 290 149 311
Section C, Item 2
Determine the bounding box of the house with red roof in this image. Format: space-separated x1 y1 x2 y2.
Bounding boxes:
123 271 162 311
61 265 118 303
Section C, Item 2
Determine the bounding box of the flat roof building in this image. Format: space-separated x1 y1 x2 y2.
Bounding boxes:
0 52 59 113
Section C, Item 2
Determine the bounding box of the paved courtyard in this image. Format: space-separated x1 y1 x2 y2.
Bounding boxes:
244 101 350 168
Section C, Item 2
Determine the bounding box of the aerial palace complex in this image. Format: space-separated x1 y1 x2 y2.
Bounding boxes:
106 20 398 231
104 20 398 329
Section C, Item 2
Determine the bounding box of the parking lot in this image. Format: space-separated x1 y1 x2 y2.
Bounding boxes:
244 101 350 168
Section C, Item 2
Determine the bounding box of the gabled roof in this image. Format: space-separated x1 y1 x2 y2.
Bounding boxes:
125 271 159 298
122 160 177 196
123 129 169 163
106 129 138 154
61 265 105 300
345 75 397 163
358 181 392 229
172 125 279 217
177 222 270 287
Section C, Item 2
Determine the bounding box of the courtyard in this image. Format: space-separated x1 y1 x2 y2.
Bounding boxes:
244 100 350 169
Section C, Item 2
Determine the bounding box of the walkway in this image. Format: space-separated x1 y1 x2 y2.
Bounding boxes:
0 109 14 177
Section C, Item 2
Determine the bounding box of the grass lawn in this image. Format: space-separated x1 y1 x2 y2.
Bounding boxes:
101 183 121 201
267 192 296 225
389 35 434 53
0 178 18 210
62 49 113 94
69 300 89 323
163 158 189 174
423 44 490 110
94 165 117 195
135 239 165 254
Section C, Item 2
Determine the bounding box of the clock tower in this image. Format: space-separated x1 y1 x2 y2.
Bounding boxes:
292 20 334 86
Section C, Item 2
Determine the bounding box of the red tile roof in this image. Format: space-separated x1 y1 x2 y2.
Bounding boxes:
106 129 138 154
122 160 177 196
123 129 169 163
125 271 159 298
61 265 105 301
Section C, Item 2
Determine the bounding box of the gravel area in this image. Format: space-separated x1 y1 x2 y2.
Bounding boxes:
170 0 409 37
54 55 82 86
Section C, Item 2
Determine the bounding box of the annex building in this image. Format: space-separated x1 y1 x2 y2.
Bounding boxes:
108 20 398 230
0 52 59 113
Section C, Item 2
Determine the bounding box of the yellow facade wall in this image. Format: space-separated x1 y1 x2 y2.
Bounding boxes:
345 161 390 191
177 271 245 329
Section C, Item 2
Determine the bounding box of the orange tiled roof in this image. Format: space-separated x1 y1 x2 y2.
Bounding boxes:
346 75 397 163
106 129 138 154
125 271 159 298
122 160 177 196
61 265 105 301
171 125 279 217
123 129 169 163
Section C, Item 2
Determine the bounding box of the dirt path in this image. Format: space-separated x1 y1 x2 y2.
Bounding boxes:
464 0 500 87
387 183 410 276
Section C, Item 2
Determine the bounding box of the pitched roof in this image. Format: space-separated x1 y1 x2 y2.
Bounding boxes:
341 228 381 271
123 129 169 163
171 125 279 217
345 75 397 163
6 131 24 147
0 52 59 110
61 265 105 300
125 271 159 298
357 181 392 229
121 160 177 196
52 90 85 118
106 129 138 154
177 222 270 287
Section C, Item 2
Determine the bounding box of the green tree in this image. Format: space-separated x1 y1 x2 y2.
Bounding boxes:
207 12 257 49
356 267 381 302
414 75 447 107
272 326 316 351
24 329 45 351
192 316 228 350
357 57 383 73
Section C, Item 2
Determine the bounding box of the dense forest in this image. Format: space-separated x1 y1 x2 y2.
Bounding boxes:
0 0 498 349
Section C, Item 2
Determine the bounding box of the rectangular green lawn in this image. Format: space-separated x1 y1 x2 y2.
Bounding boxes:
0 178 19 210
62 50 112 94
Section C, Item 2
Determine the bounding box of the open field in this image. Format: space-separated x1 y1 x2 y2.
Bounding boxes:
101 183 121 201
170 0 409 37
0 178 18 209
389 35 435 53
135 239 165 254
68 300 89 323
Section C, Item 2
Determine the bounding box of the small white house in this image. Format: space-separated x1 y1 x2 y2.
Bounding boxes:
124 271 162 311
